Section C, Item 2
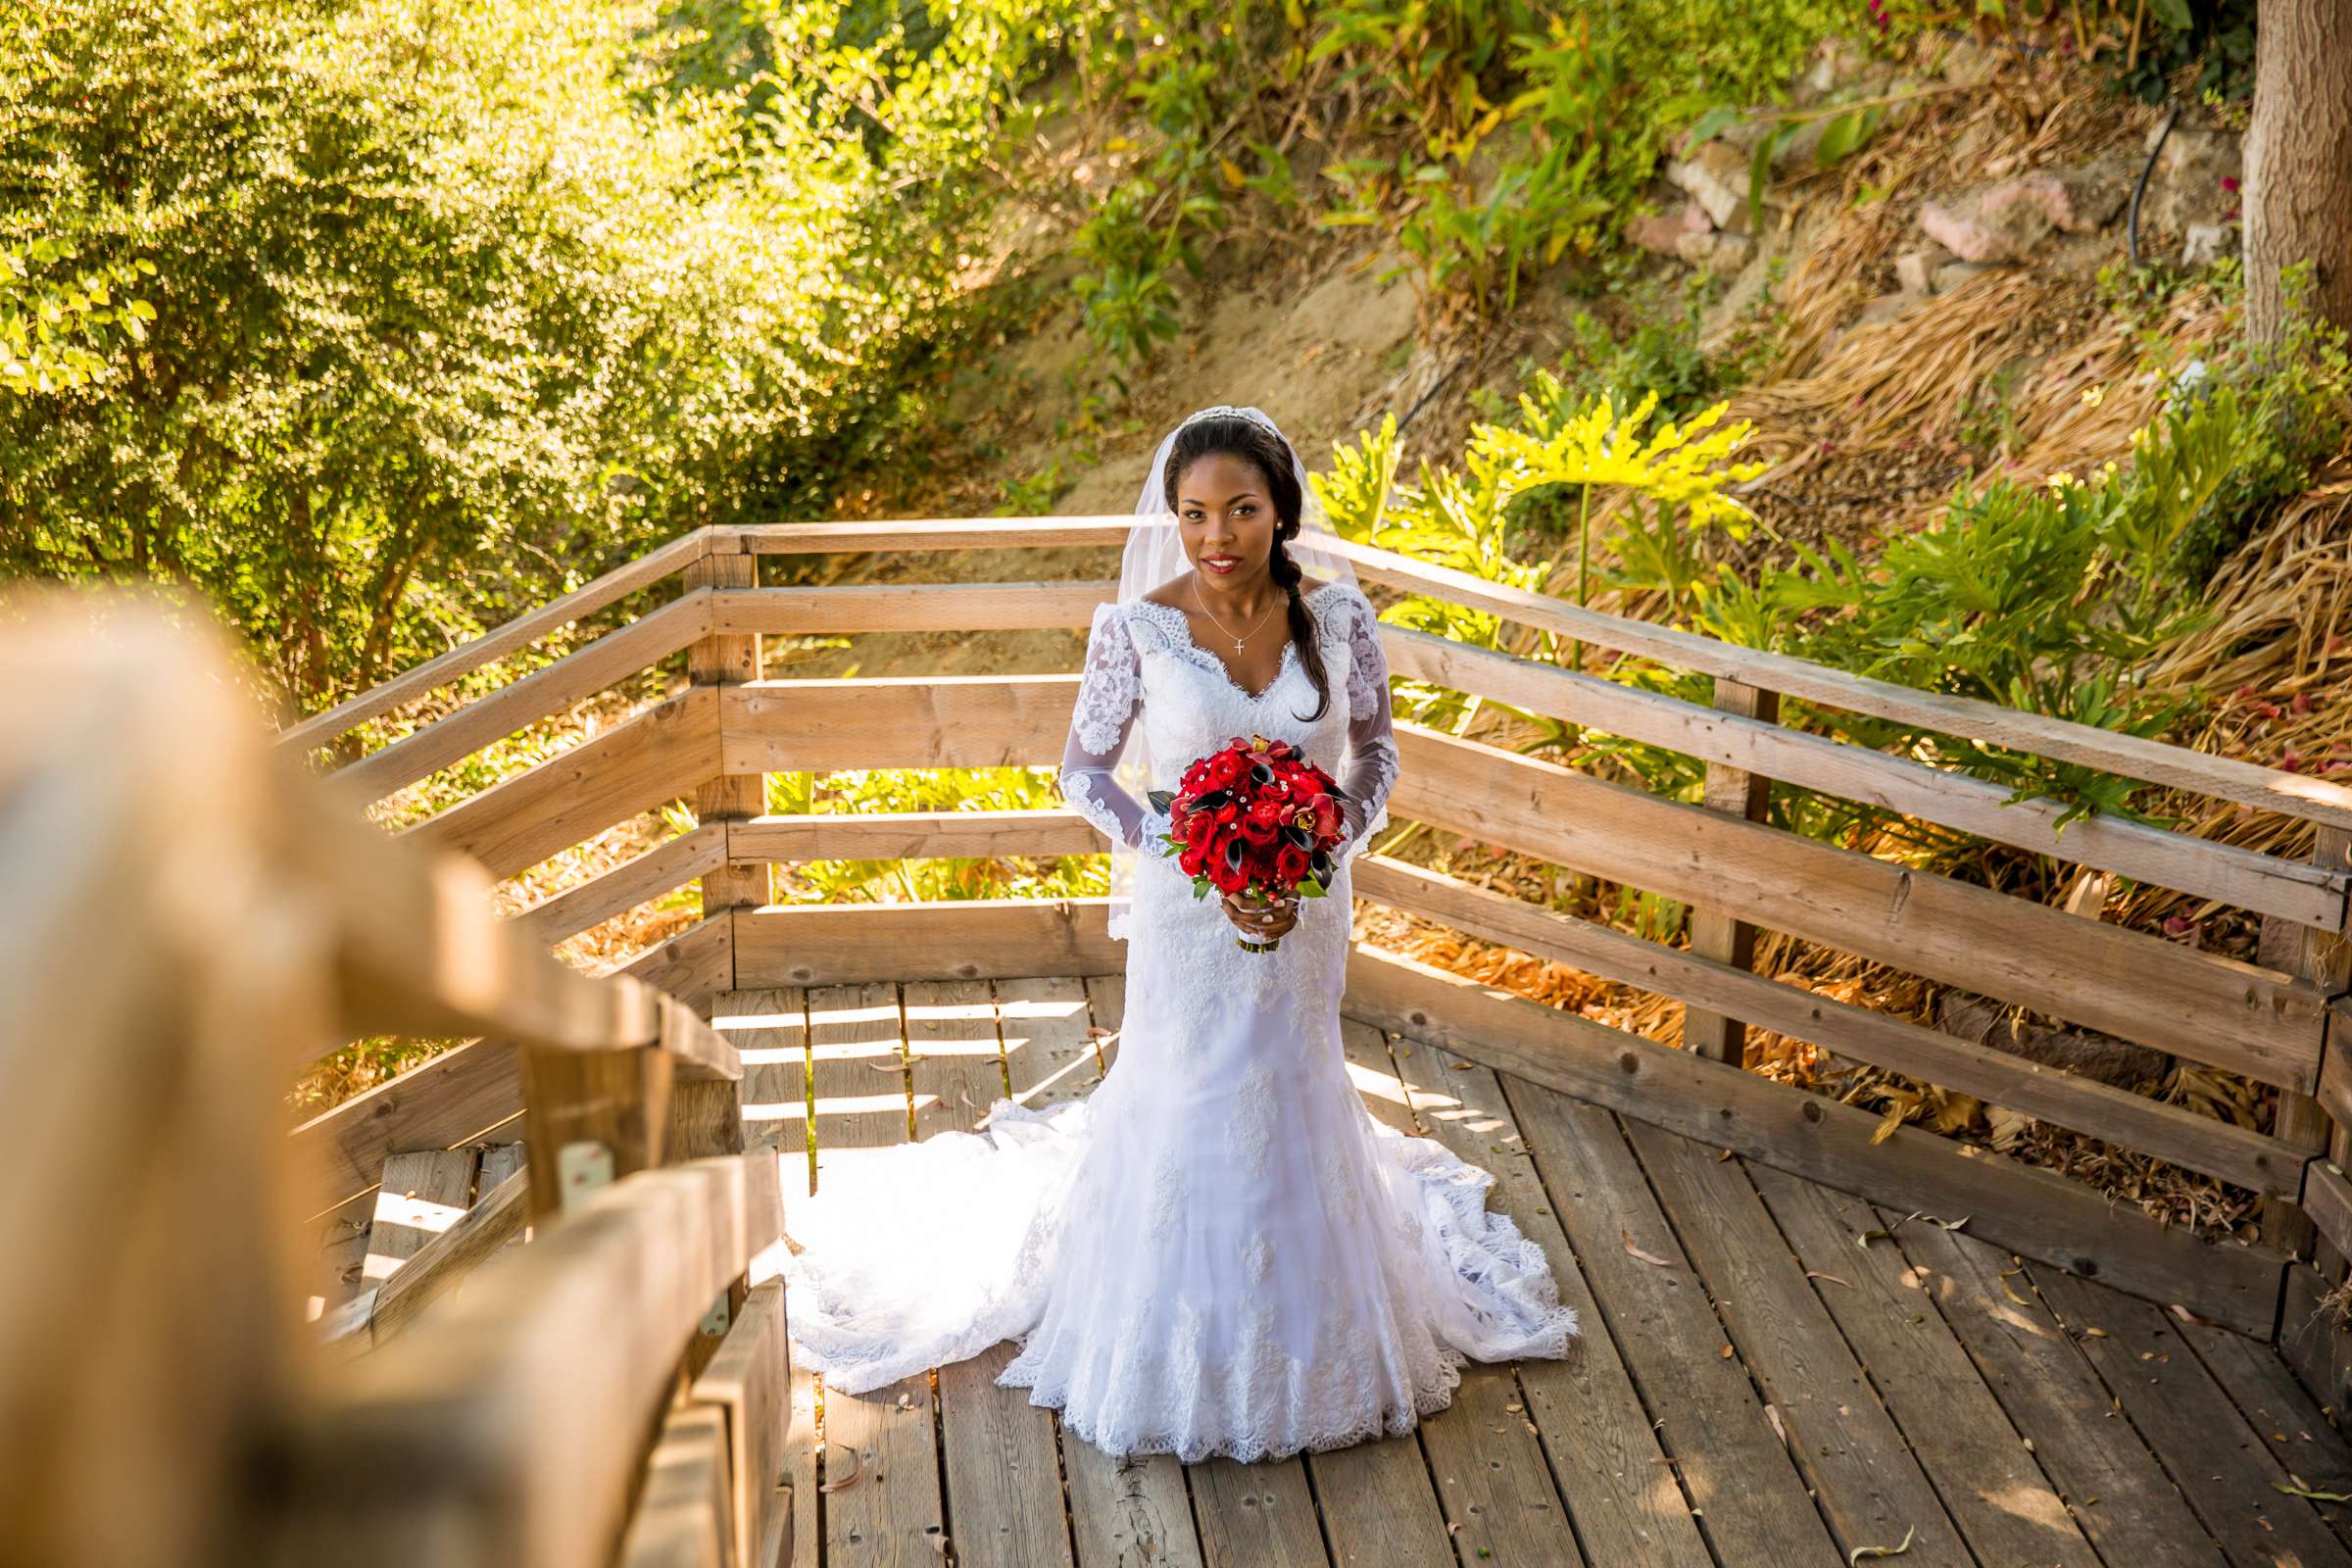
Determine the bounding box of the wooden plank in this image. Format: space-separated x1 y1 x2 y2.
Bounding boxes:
1061 1437 1205 1568
281 1156 757 1568
1382 625 2352 932
995 975 1106 1112
2305 1160 2352 1267
710 580 1115 635
1391 723 2328 1090
479 1141 529 1190
1505 1075 1931 1563
410 684 722 881
689 1281 793 1568
720 989 810 1173
1058 974 1207 1568
774 1159 821 1568
2261 826 2352 1261
805 981 948 1568
370 1165 530 1346
2278 1260 2352 1424
1889 1208 2228 1568
2032 1266 2351 1566
620 1402 735 1568
1742 1163 2093 1563
513 824 728 949
1081 975 1125 1083
718 676 1072 773
517 1045 674 1223
905 979 1077 1568
737 900 1125 987
612 916 735 1019
2175 1313 2352 1551
1371 1027 1708 1567
1351 945 2287 1336
282 527 712 751
724 517 1132 555
336 592 713 802
1330 531 2352 834
1186 1458 1328 1568
293 1040 525 1221
1345 1029 1580 1568
364 1149 480 1284
1684 677 1777 1064
731 809 1103 864
1618 1120 1971 1562
1356 856 2296 1195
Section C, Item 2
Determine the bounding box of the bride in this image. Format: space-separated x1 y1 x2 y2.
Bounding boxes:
779 403 1579 1463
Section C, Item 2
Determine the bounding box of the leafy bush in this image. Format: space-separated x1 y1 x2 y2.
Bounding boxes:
768 765 1106 903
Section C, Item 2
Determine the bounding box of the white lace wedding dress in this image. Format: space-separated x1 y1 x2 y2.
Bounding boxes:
779 579 1580 1462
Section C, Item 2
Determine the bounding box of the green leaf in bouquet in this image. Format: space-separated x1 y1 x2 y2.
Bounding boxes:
1297 877 1327 899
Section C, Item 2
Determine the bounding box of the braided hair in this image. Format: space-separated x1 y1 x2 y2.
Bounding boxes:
1160 414 1332 723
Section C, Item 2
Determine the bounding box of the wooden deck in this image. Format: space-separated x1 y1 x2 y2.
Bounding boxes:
689 974 2352 1568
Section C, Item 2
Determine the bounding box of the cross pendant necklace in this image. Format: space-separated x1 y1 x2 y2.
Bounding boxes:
1194 573 1279 655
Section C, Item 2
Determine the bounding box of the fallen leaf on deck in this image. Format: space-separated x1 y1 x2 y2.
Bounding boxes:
1764 1404 1787 1444
1805 1271 1853 1288
2082 1327 2109 1339
2275 1482 2352 1502
1847 1525 1916 1561
2169 1303 2213 1327
819 1444 863 1494
1622 1228 1675 1267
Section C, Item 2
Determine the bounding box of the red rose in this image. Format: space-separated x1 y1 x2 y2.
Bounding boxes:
1186 812 1216 850
1239 814 1279 847
1209 855 1249 895
1180 846 1205 877
1275 844 1309 884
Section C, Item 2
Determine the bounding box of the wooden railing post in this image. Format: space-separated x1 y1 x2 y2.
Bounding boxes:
2261 825 2352 1266
1684 677 1780 1065
686 547 766 930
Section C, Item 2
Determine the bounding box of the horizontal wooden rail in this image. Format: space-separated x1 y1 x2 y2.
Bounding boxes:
710 580 1112 635
1394 724 2328 1090
409 685 721 881
512 823 729 949
362 1166 530 1348
719 676 1075 773
721 517 1131 554
1354 857 2298 1197
336 591 714 804
1345 944 2285 1336
735 898 1124 985
731 808 1102 862
1385 627 2352 933
272 1154 775 1567
1324 532 2352 834
283 528 714 753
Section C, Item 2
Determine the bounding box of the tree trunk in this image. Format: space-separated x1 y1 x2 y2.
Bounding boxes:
2245 0 2352 341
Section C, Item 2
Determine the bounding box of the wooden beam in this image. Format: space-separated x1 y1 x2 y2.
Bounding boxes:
274 1156 759 1568
512 824 728 949
368 1167 529 1347
1342 944 2285 1337
717 676 1073 774
1383 625 2351 934
1332 534 2352 834
333 593 713 803
1393 724 2328 1090
729 809 1103 863
685 556 764 947
722 517 1132 554
611 917 735 1019
518 1044 675 1224
292 1041 526 1222
619 1404 734 1568
1353 858 2296 1196
735 900 1125 986
282 529 713 753
409 684 721 881
687 1281 792 1568
2258 826 2352 1262
2300 1159 2352 1267
710 580 1114 635
1685 677 1778 1063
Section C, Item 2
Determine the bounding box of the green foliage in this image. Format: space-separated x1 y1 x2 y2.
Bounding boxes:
768 765 1106 902
0 0 1043 710
0 235 157 395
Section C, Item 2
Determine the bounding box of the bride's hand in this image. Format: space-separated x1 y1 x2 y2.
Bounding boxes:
1221 891 1298 940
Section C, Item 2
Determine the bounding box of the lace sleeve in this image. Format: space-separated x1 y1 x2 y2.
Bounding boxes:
1336 588 1398 855
1058 605 1155 850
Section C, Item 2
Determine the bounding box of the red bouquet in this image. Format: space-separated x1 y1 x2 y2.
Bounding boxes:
1149 733 1350 953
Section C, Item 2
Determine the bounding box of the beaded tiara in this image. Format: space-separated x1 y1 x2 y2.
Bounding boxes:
1177 404 1290 448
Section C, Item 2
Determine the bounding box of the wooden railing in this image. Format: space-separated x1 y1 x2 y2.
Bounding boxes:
0 591 784 1567
278 517 2352 1349
16 506 2352 1564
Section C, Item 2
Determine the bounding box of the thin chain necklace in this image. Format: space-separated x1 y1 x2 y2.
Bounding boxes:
1193 571 1281 655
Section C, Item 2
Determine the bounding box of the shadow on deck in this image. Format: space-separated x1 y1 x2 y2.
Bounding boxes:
725 973 2352 1568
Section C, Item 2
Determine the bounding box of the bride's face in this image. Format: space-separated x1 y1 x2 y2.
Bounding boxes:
1175 453 1280 587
